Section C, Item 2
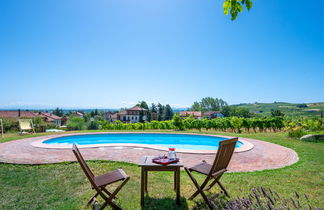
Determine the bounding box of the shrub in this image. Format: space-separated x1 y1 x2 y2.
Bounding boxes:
66 117 87 130
99 120 113 130
230 117 243 133
114 120 125 130
150 121 159 129
172 114 184 130
2 119 19 132
88 120 99 130
287 126 307 138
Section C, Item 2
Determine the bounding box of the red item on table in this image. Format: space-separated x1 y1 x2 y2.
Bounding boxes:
152 157 179 165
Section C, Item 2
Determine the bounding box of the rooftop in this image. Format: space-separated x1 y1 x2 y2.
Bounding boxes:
37 112 62 120
0 110 37 118
202 111 221 116
127 106 147 111
179 111 202 117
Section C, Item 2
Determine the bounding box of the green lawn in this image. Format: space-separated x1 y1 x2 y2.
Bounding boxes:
0 131 323 209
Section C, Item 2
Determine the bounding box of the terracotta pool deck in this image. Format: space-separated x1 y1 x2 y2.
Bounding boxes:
0 134 298 172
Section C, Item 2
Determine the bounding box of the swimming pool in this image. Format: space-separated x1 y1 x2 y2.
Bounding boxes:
43 133 244 151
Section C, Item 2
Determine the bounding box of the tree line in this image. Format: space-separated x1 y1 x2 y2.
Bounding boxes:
136 101 174 122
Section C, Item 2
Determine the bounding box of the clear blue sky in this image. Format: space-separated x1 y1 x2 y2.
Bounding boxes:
0 0 323 109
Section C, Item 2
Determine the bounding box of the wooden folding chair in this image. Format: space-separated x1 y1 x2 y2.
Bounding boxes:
185 138 238 209
72 144 130 210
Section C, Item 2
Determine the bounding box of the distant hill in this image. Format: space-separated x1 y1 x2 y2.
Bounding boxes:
233 102 324 117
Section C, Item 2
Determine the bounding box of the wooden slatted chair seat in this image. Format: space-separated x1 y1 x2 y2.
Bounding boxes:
94 169 128 187
188 162 213 175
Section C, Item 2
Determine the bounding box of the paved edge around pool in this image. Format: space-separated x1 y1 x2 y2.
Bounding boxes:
30 132 254 154
0 132 299 172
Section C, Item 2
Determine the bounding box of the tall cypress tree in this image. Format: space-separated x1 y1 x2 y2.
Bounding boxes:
157 103 164 121
163 104 174 120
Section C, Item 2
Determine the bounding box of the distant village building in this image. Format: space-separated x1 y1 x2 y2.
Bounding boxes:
105 106 148 123
0 110 62 126
0 110 37 119
179 111 224 120
104 112 115 122
202 111 224 119
36 112 62 126
73 111 84 118
179 111 202 120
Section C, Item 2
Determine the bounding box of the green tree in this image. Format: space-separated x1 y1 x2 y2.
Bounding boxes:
139 110 145 123
190 97 228 111
66 117 87 130
234 107 254 118
190 101 202 111
137 101 149 110
157 103 165 121
221 106 253 118
163 104 174 120
88 120 99 130
89 109 99 117
221 106 232 117
52 107 64 117
151 103 157 113
271 109 285 117
149 103 158 121
84 113 91 122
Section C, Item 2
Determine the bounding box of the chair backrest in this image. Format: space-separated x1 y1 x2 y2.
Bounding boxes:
18 119 33 130
72 144 97 187
209 138 238 176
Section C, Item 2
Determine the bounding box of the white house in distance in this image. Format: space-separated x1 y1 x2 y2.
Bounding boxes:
105 106 148 123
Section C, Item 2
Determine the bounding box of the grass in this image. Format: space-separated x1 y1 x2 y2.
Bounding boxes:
0 131 323 209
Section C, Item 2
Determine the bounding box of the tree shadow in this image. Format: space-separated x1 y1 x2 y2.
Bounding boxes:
142 196 189 210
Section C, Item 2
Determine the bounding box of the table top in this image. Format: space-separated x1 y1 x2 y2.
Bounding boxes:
138 156 184 167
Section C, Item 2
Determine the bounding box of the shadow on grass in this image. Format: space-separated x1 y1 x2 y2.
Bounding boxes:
142 196 189 210
190 194 229 210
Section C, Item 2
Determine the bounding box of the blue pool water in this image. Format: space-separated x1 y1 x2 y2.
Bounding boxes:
44 133 243 150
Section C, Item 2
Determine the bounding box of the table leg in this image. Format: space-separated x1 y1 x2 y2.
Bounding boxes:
141 167 145 206
144 170 148 193
176 168 181 205
174 170 176 191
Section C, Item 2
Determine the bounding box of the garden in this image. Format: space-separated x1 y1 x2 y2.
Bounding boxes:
0 128 323 209
0 102 323 209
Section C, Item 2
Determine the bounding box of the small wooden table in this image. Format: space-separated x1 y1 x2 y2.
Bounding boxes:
138 156 184 206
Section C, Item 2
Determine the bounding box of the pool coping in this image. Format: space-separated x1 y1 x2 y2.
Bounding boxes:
30 132 254 154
